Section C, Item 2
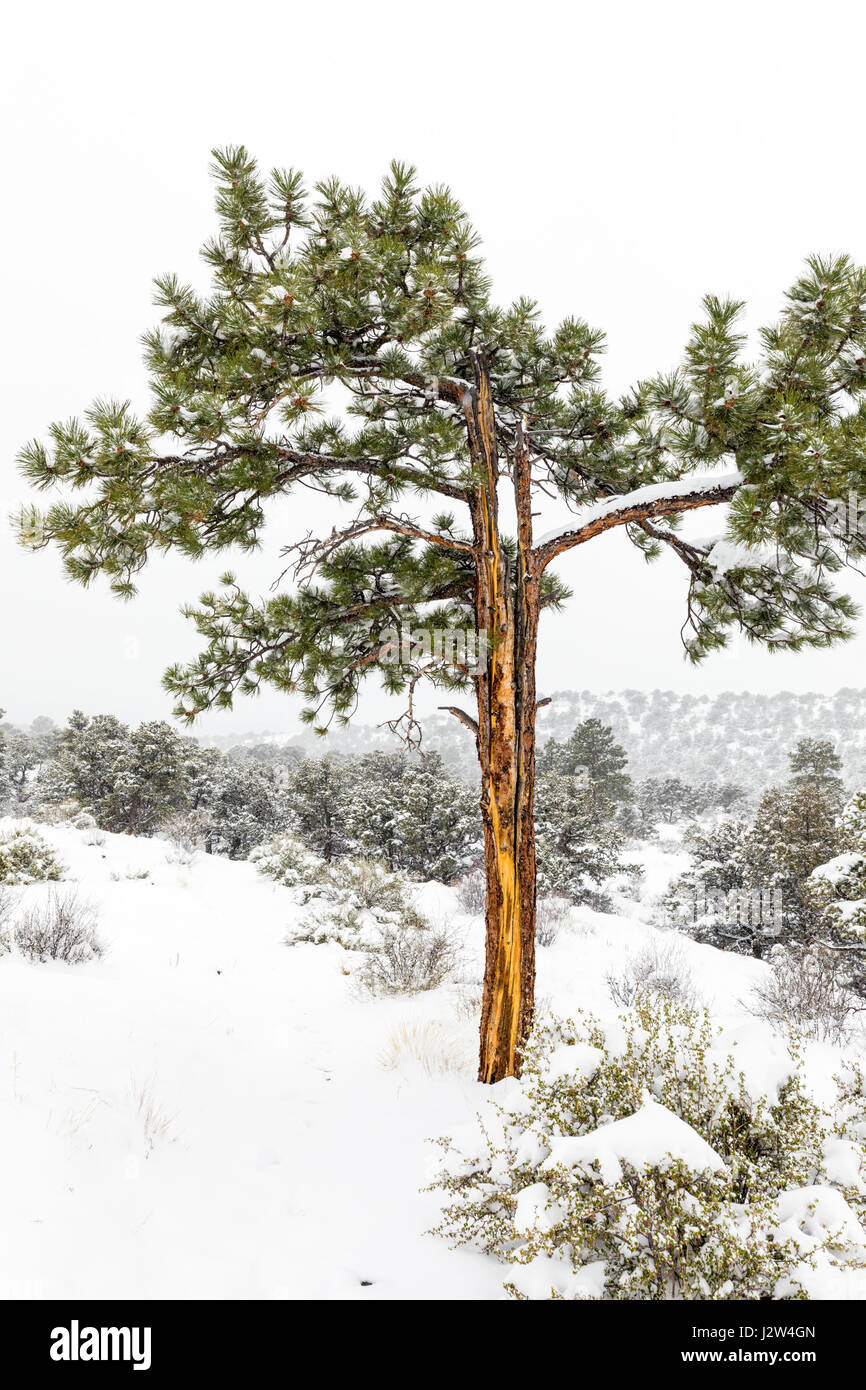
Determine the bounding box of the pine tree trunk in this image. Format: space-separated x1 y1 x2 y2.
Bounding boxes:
466 356 539 1083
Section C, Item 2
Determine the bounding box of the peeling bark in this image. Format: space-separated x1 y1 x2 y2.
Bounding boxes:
465 354 539 1083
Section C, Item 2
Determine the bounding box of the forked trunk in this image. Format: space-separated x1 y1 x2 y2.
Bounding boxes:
465 358 539 1083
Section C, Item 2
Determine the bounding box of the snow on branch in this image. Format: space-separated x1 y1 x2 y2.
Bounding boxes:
533 472 744 570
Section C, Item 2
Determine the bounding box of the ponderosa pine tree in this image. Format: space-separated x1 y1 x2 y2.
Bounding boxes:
17 149 866 1080
788 735 845 806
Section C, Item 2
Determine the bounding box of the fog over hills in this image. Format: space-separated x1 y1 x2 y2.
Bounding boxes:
203 688 866 792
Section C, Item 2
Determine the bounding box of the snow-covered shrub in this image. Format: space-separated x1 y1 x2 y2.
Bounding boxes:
160 809 206 866
606 938 697 1010
455 866 486 915
825 1063 866 1225
605 864 644 903
431 997 864 1300
72 811 97 831
288 857 429 951
14 889 104 964
31 799 81 826
311 856 412 914
835 1062 866 1153
748 944 861 1044
0 885 17 955
358 918 460 995
0 824 64 885
250 832 323 888
454 978 484 1023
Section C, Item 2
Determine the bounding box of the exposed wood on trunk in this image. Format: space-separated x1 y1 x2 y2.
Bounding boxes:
502 416 540 1081
464 355 540 1084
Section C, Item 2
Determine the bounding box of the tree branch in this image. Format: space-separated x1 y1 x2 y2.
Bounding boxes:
282 512 473 581
438 705 479 734
533 472 743 570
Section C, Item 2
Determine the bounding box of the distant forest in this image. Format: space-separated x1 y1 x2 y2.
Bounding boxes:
201 689 866 791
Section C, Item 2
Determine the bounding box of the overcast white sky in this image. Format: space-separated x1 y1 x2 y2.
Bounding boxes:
3 0 866 736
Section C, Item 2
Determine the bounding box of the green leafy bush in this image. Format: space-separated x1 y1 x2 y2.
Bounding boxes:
0 824 65 885
431 997 866 1299
249 832 323 888
288 857 430 951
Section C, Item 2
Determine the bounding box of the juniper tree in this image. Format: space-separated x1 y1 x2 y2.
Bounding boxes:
188 751 283 858
285 755 350 862
534 770 624 903
342 750 480 880
114 720 195 835
5 729 49 810
40 712 191 833
637 775 705 827
40 711 132 819
744 782 841 933
18 148 866 1080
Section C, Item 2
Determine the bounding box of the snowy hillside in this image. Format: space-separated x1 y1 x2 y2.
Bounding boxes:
1 818 865 1300
210 688 866 791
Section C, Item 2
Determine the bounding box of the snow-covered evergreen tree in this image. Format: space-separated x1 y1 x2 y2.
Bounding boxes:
342 751 479 880
111 721 194 835
0 713 10 810
538 718 631 814
190 753 284 858
807 790 866 991
36 711 132 821
37 712 195 835
637 776 703 828
284 755 350 862
662 816 751 943
534 770 623 903
668 776 841 956
788 736 845 807
743 783 840 939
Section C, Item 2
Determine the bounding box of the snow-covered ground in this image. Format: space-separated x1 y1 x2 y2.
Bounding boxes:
1 819 864 1300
